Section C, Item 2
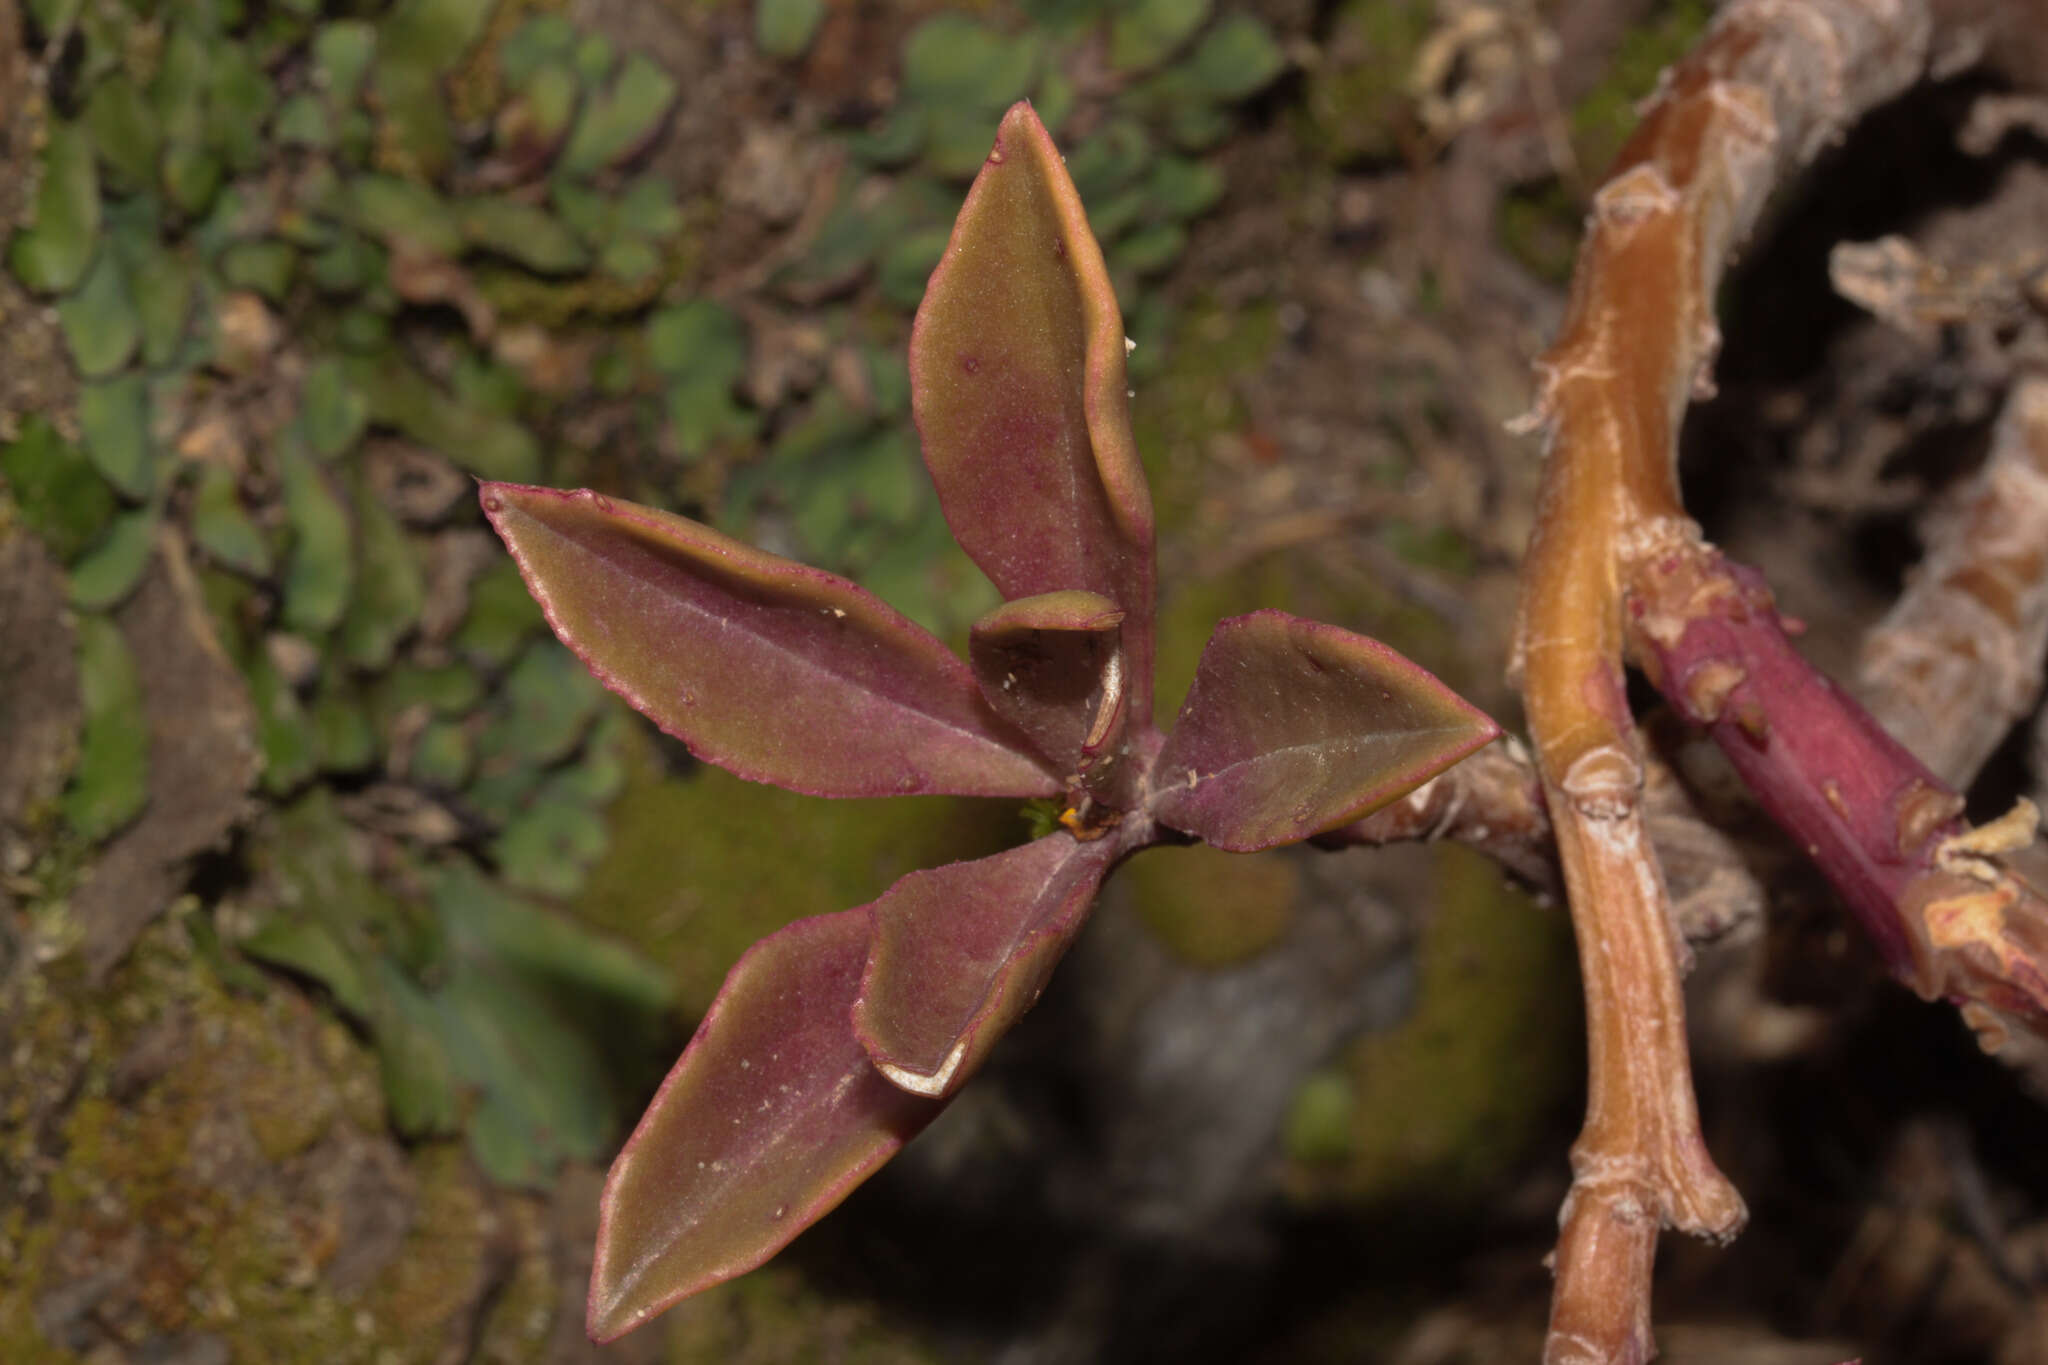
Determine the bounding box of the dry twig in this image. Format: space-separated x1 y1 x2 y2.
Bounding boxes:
1857 376 2048 787
1322 739 1555 888
1320 738 1766 946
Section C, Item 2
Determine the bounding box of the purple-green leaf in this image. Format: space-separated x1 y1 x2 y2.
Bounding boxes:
1149 610 1501 852
587 907 941 1342
853 836 1117 1098
481 483 1057 798
969 590 1135 803
909 100 1157 727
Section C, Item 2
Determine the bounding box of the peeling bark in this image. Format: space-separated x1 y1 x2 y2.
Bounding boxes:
74 531 261 979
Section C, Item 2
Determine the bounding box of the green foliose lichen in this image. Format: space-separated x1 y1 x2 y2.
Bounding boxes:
470 226 703 327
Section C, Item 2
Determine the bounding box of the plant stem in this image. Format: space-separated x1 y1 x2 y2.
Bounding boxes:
1627 529 2048 1048
1320 740 1765 945
1509 0 1991 1356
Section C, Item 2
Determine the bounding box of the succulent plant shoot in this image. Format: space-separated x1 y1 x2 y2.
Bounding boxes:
481 101 1498 1342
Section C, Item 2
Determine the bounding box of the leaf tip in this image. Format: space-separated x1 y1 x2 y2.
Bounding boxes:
585 1134 690 1344
996 98 1043 136
476 478 545 536
585 1270 651 1345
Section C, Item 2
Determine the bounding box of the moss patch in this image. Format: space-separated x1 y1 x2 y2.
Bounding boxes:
1497 179 1583 286
471 1192 560 1360
1129 299 1279 541
0 917 501 1365
1569 0 1714 174
660 1262 941 1364
572 725 1021 1017
362 1144 492 1354
1283 845 1580 1208
1119 839 1299 968
1152 536 1466 730
1297 0 1433 165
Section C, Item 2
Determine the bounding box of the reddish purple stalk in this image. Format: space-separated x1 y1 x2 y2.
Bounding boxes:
1626 543 2048 1050
1628 549 1967 978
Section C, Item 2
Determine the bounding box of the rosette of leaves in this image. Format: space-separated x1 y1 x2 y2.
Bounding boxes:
481 102 1498 1342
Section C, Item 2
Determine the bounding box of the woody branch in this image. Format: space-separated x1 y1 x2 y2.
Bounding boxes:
1507 0 2048 1359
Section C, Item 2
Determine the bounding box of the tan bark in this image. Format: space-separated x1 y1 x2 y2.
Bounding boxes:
1510 0 1990 1358
1858 376 2048 788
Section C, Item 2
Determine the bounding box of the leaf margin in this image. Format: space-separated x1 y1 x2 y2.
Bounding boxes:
480 481 1060 799
1148 609 1502 852
908 99 1158 726
851 834 1118 1098
586 906 943 1342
